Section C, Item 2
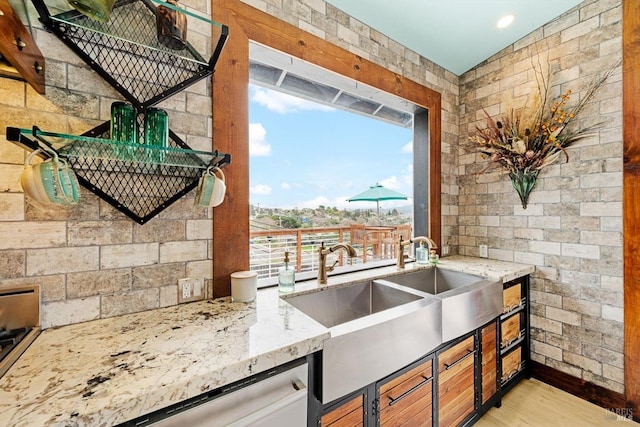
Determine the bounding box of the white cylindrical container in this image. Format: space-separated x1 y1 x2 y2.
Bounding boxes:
230 271 258 303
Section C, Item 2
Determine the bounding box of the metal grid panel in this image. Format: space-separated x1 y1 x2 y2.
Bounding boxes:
31 0 228 110
7 125 229 224
67 123 212 223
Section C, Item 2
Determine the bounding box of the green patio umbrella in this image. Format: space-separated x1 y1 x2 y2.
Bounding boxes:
347 183 409 224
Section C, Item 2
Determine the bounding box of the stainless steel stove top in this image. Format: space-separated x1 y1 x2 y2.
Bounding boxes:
0 286 40 378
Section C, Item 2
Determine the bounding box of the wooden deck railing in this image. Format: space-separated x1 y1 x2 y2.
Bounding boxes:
249 225 406 280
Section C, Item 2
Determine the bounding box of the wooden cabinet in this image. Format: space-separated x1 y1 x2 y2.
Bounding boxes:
377 358 433 427
499 277 530 392
480 322 498 405
311 274 531 427
322 394 364 427
436 335 476 427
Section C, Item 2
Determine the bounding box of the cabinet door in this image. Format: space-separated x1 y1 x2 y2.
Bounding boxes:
481 322 497 405
321 395 364 427
378 358 433 427
437 335 475 427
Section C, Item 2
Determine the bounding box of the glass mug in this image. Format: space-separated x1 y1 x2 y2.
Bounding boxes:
144 107 169 164
194 167 226 207
67 0 117 22
110 101 138 160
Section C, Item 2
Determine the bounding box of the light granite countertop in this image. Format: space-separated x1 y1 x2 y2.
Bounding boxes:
0 256 533 427
0 288 329 427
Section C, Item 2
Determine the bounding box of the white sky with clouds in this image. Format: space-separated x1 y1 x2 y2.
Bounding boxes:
249 85 413 211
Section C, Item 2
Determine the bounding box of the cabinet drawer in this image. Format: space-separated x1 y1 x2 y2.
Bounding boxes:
379 359 433 426
322 395 363 427
501 313 522 349
438 336 475 378
501 346 523 384
503 282 521 313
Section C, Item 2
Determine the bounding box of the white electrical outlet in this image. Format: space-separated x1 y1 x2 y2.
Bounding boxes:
182 281 191 299
178 278 206 303
479 244 488 258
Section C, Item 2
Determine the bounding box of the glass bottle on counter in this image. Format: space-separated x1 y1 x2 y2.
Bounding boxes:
415 241 428 265
278 251 295 294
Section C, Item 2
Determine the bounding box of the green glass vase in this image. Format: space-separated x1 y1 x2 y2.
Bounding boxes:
509 169 539 209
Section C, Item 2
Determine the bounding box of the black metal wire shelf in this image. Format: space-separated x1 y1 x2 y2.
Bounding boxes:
10 0 230 223
31 0 229 111
7 125 230 224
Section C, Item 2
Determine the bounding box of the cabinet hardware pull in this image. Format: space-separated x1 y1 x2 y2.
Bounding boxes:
388 375 432 406
444 349 475 370
503 297 526 315
15 37 26 50
500 329 526 350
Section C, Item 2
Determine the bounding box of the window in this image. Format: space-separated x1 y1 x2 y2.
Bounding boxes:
247 45 418 282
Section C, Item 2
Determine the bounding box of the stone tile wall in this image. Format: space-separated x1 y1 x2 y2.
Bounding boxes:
458 0 623 393
0 0 216 328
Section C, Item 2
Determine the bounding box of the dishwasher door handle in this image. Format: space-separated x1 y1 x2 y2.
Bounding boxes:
226 380 307 427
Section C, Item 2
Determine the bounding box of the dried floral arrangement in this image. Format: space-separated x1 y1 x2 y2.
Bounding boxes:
467 58 619 209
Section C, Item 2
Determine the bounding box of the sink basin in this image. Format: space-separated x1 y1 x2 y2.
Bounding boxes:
284 280 422 328
283 280 442 404
383 267 486 294
380 267 503 342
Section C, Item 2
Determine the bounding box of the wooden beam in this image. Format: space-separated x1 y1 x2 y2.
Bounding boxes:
212 0 442 296
0 0 45 94
623 0 640 418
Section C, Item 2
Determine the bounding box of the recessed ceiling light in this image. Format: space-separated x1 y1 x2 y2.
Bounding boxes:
497 14 514 29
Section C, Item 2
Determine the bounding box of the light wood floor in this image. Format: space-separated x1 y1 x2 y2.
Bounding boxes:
476 379 638 427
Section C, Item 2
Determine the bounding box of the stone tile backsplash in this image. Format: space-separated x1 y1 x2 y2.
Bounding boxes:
458 0 623 393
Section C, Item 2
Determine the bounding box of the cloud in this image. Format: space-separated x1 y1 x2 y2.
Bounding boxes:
250 85 334 114
379 176 402 190
281 182 291 190
402 141 413 153
249 122 271 156
298 196 332 209
250 184 272 196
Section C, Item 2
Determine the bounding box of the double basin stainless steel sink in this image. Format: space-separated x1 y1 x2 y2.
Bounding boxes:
283 267 502 404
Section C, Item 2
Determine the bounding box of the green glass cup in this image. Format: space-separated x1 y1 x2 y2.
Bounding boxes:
110 101 138 160
144 107 169 164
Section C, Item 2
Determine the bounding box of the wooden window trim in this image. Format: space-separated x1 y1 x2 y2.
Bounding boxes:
211 0 441 297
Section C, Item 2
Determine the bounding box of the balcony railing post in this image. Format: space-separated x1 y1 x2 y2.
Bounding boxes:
338 228 344 266
296 229 302 272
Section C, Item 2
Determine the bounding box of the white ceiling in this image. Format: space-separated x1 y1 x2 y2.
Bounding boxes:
323 0 584 75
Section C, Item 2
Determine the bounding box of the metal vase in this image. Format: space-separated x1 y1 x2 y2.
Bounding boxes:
509 169 539 210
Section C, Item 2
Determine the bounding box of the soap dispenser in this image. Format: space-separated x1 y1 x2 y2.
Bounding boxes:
415 241 428 265
429 249 439 265
278 251 295 294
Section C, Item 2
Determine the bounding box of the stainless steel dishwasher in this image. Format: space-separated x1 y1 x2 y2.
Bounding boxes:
141 361 308 427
